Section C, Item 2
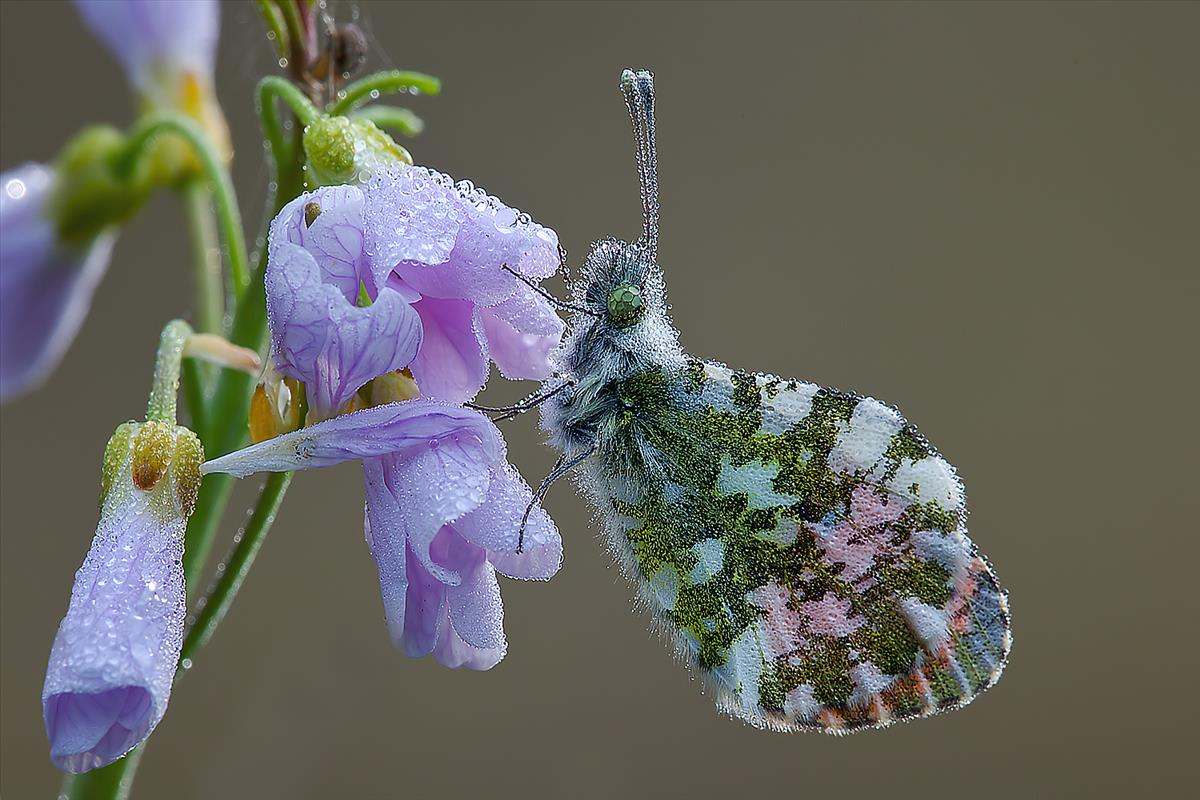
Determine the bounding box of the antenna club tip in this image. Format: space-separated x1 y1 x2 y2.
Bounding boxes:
620 68 654 88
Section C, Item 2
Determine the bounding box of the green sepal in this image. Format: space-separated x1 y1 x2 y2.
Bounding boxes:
99 420 204 522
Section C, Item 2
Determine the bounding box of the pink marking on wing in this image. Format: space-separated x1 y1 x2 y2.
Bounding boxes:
800 593 864 637
848 485 906 528
751 582 808 660
817 485 910 584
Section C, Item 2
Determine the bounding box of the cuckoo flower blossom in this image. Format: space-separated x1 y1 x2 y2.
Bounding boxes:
43 421 202 772
204 402 562 670
0 164 115 400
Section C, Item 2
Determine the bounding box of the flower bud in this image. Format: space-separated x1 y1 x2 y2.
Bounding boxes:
302 115 412 188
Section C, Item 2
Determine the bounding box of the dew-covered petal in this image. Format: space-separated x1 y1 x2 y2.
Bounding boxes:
453 462 563 580
73 0 219 92
488 535 564 582
266 242 421 420
373 432 496 584
364 458 450 657
400 543 447 658
42 486 186 772
384 272 423 304
1 165 116 401
432 609 506 671
365 462 506 664
363 457 408 648
364 166 560 306
431 528 506 650
408 297 488 404
480 286 565 381
363 166 464 269
202 400 500 477
270 185 375 300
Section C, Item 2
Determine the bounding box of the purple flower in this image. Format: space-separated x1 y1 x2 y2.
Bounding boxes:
266 187 421 421
1 164 116 400
300 167 565 403
43 421 203 772
204 402 562 670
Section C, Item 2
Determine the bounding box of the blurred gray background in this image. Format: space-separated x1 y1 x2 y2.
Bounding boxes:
2 1 1197 797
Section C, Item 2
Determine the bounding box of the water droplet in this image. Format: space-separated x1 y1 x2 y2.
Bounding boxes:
4 178 26 199
181 657 193 670
266 31 276 40
278 57 289 68
369 89 381 99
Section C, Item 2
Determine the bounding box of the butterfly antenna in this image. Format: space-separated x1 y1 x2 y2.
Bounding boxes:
500 264 601 317
621 68 659 261
517 444 596 553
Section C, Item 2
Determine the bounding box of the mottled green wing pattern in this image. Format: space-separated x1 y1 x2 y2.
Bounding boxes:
599 359 1009 732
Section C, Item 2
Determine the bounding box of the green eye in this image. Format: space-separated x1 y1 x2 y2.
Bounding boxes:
607 284 644 326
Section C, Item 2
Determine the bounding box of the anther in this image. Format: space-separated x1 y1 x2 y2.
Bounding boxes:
304 202 322 228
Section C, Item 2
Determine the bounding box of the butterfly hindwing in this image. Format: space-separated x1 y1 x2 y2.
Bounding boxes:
590 359 1010 733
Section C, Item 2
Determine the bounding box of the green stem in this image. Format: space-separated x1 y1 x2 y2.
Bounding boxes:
117 113 251 293
180 182 223 335
60 744 144 800
258 75 319 131
329 70 441 116
146 320 193 424
179 181 221 438
352 104 424 138
180 472 292 667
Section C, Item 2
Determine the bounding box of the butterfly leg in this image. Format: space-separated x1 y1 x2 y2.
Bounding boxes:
466 377 575 421
517 442 596 553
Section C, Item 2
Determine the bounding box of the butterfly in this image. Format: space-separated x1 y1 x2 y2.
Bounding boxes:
493 69 1010 733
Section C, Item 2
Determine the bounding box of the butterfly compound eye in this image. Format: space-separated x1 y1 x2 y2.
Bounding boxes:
607 284 644 326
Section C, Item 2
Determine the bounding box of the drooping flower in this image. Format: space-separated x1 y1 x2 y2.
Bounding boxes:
43 420 203 772
204 402 562 669
73 0 230 160
0 164 116 400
